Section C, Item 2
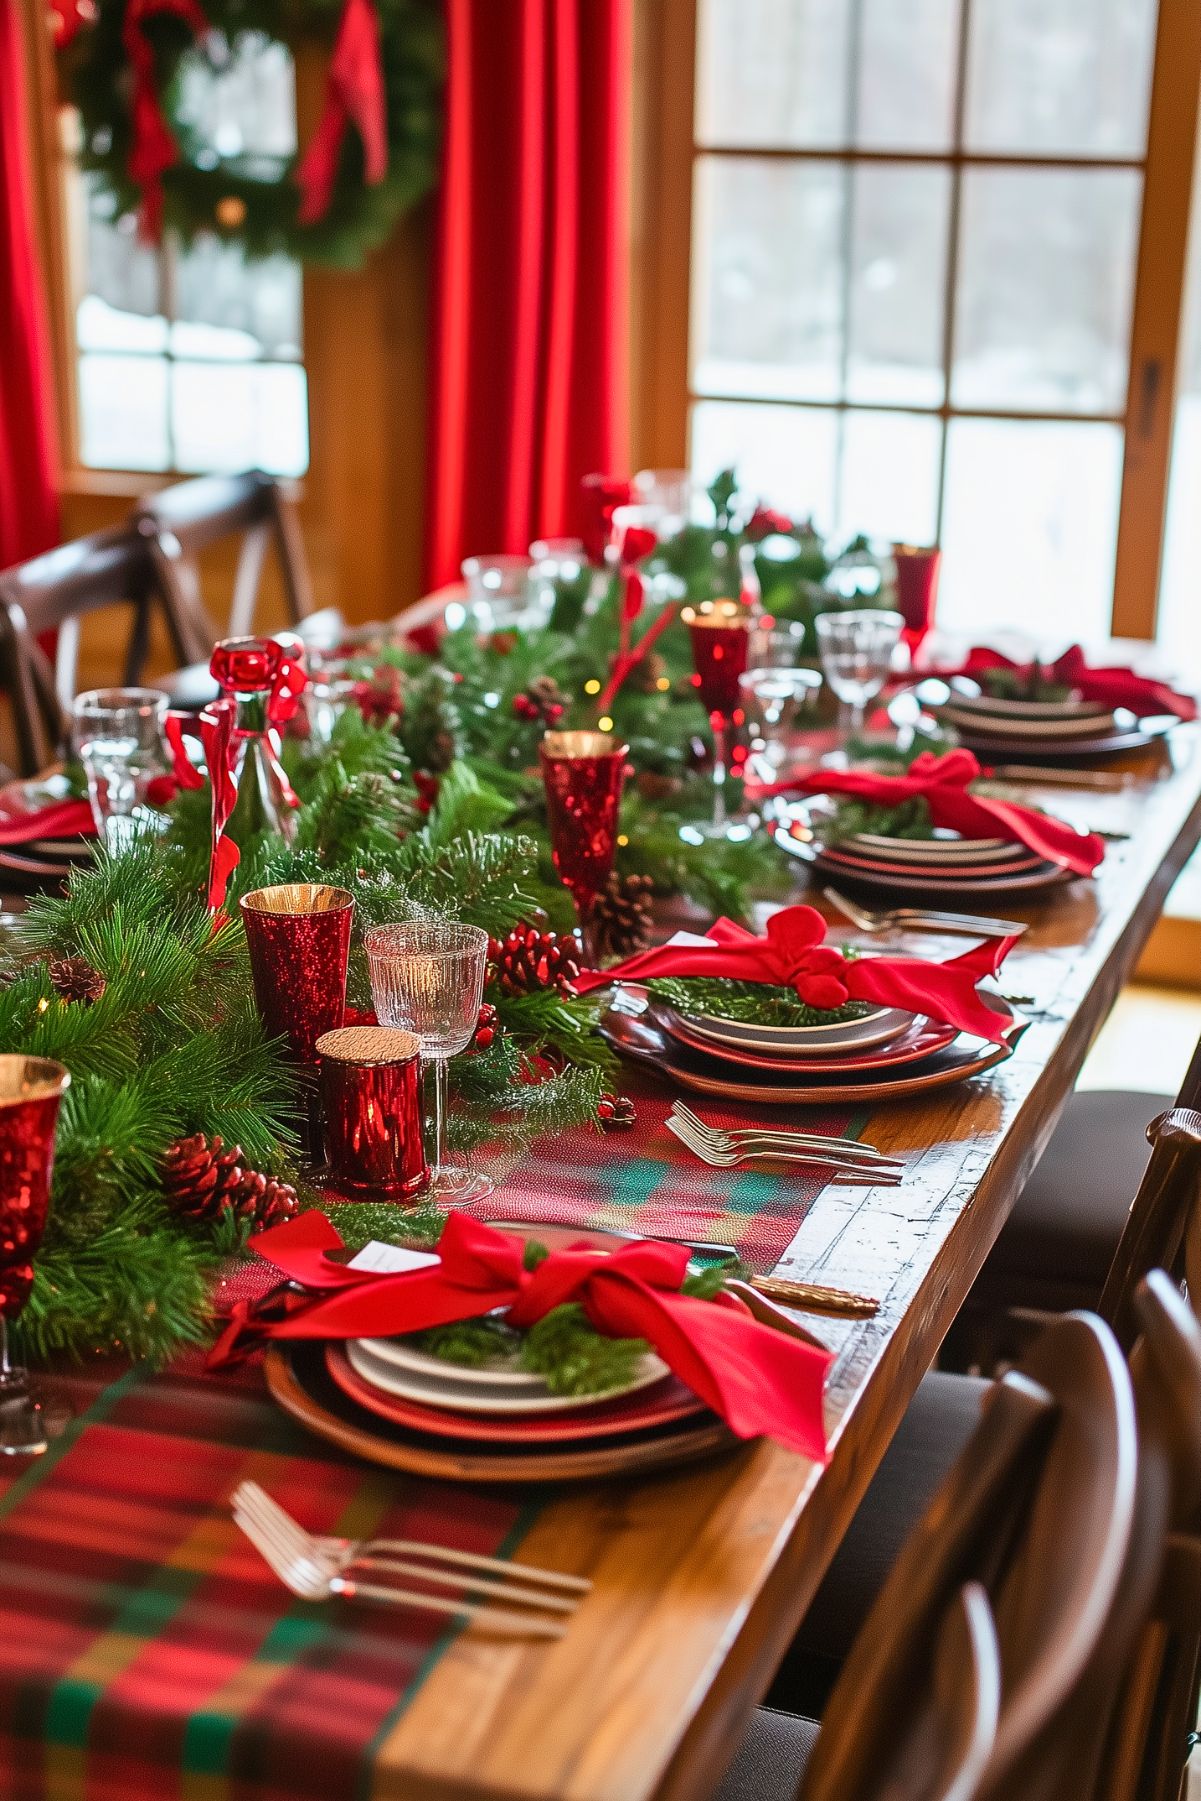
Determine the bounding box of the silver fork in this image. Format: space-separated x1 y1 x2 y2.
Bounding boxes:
670 1103 905 1170
234 1481 590 1601
823 885 1026 939
232 1490 575 1636
667 1113 903 1184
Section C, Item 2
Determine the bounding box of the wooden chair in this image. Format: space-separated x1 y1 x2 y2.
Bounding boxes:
133 472 315 658
0 527 192 774
718 1312 1140 1801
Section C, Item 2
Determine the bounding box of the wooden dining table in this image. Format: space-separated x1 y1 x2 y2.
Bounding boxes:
3 724 1200 1801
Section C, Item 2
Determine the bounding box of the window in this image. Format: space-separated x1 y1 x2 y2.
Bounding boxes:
672 0 1180 642
59 32 308 478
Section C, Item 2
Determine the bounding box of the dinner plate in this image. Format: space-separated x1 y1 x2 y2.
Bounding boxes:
346 1337 671 1415
939 691 1113 723
658 1001 914 1055
816 842 1048 881
601 1003 1020 1106
939 704 1120 741
356 1331 552 1389
849 832 1023 864
811 855 1072 900
327 1346 706 1444
947 715 1177 763
264 1342 736 1484
652 1004 958 1073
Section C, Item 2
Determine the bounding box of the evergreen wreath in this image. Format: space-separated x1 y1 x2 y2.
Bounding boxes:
62 0 444 267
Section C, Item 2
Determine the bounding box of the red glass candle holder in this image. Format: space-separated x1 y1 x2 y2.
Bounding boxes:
892 544 941 659
0 1054 70 1456
540 730 630 931
316 1026 429 1201
240 884 354 1063
683 602 752 837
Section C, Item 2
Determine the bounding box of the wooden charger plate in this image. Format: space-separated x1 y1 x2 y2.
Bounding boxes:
264 1341 736 1483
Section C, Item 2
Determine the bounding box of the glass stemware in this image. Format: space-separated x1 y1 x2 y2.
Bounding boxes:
364 920 493 1203
892 544 942 662
683 600 753 838
815 608 904 754
461 554 534 631
539 730 629 960
738 666 822 778
0 1055 70 1456
71 687 168 851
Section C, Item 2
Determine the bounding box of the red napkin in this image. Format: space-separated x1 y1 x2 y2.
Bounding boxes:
746 749 1104 877
936 645 1196 723
573 903 1020 1044
0 798 95 846
208 1210 832 1462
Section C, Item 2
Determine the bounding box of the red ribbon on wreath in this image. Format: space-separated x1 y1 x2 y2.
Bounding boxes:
123 0 211 243
296 0 388 225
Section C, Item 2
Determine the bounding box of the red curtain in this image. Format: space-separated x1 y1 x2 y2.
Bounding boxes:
424 0 632 589
0 0 60 572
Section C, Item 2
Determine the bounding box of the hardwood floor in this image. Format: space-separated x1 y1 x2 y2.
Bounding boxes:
1080 983 1201 1093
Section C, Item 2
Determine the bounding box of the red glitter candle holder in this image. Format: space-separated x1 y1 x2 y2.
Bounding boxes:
892 543 941 658
0 1056 70 1321
539 730 630 926
240 884 354 1063
684 601 752 716
316 1026 429 1201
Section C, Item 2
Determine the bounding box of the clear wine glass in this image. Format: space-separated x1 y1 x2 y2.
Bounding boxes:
71 688 168 851
815 609 903 757
364 920 493 1203
738 666 822 778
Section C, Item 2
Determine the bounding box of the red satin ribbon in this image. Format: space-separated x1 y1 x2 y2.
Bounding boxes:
207 1209 831 1461
573 902 1020 1044
296 0 388 225
746 748 1104 878
166 639 307 914
0 798 96 846
123 0 211 243
933 645 1197 723
596 524 662 716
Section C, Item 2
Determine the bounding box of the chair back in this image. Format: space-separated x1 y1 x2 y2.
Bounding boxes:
1098 1097 1201 1352
0 527 189 774
800 1313 1139 1801
135 472 313 657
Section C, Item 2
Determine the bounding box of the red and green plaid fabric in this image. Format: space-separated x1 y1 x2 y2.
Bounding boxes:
0 1355 538 1801
471 1076 864 1274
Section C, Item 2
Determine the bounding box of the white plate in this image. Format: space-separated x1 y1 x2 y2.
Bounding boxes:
941 690 1112 723
849 833 1024 865
358 1331 545 1388
346 1339 671 1416
673 1003 914 1055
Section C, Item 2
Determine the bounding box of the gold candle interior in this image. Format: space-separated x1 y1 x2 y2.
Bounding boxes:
241 884 354 916
0 1055 71 1105
542 730 629 758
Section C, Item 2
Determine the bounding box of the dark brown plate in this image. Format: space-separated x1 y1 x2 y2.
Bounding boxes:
264 1341 737 1483
950 714 1176 762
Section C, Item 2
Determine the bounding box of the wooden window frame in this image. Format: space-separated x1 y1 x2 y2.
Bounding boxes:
631 0 1201 643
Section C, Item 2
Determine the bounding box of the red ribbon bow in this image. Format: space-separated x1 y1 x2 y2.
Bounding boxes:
595 525 674 717
937 645 1197 723
123 0 211 243
573 903 1020 1044
296 0 388 225
747 749 1104 878
165 638 307 914
207 1210 831 1461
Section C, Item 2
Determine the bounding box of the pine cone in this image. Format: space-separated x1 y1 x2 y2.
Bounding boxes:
48 955 106 1006
489 922 581 996
512 674 566 726
626 651 668 695
161 1133 299 1231
588 871 654 960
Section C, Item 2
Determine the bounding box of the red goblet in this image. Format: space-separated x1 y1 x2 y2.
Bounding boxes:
684 600 752 838
892 544 941 662
0 1055 70 1456
540 731 630 960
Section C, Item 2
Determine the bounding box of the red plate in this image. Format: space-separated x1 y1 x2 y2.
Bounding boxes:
815 842 1047 880
325 1343 706 1444
655 1007 958 1073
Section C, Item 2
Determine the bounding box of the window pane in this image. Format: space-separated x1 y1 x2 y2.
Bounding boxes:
690 399 839 531
692 157 844 402
846 165 950 406
939 419 1122 642
837 411 942 544
1157 140 1201 672
952 168 1141 414
697 0 850 148
173 237 302 360
76 183 166 353
965 0 1157 157
170 362 308 477
697 0 960 151
176 33 297 160
78 355 169 470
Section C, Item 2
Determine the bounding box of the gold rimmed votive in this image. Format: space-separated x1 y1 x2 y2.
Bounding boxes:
0 1054 70 1455
315 1026 428 1200
540 730 630 760
240 884 354 1063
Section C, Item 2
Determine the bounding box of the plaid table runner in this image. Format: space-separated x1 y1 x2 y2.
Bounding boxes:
0 1355 538 1801
472 1076 863 1274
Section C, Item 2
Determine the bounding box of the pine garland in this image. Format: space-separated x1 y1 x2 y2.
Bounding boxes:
647 974 868 1029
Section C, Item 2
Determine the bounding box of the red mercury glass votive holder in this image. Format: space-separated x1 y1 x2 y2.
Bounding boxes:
684 600 752 715
892 544 941 660
539 729 630 930
315 1026 429 1201
240 884 354 1062
0 1056 70 1322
